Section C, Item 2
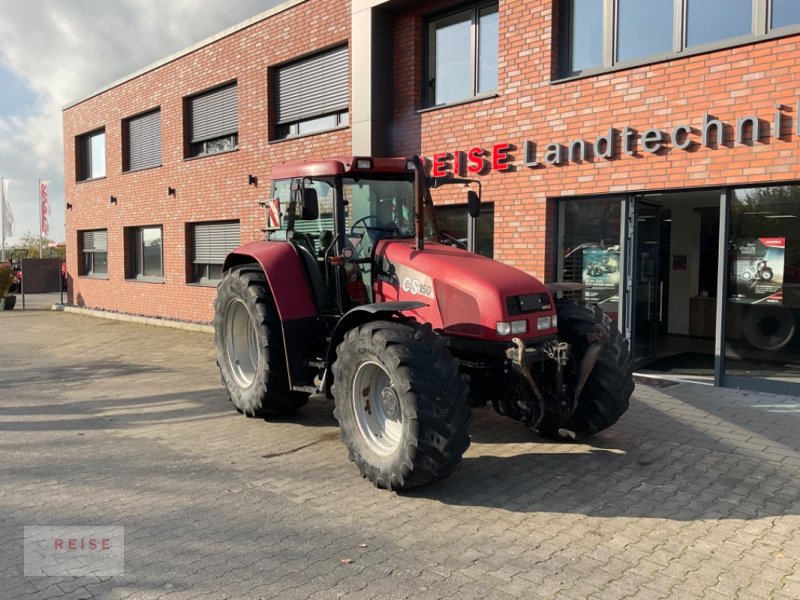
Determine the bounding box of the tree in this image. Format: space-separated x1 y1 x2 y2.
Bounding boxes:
8 232 65 260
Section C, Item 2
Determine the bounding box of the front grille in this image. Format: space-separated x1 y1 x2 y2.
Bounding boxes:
506 293 552 316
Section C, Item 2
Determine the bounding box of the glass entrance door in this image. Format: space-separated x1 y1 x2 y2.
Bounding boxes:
631 199 662 365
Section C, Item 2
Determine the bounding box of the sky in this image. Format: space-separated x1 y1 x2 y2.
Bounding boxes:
0 0 284 246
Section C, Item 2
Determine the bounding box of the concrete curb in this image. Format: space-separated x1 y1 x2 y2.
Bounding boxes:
57 305 214 334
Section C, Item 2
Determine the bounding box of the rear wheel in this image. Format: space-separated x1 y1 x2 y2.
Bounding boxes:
537 300 633 440
214 264 307 417
332 321 471 490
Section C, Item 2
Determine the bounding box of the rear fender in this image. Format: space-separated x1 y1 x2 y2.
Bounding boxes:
224 241 317 387
323 301 427 396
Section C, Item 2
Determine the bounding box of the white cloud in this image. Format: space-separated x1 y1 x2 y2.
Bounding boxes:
0 0 280 245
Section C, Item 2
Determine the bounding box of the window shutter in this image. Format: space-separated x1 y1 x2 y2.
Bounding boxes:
193 221 240 264
127 110 161 171
82 230 108 252
276 46 349 124
190 84 238 143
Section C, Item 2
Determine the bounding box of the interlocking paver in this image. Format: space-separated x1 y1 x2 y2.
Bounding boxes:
1 311 800 599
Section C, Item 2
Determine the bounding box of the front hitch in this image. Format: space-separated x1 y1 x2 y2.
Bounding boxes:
571 323 609 404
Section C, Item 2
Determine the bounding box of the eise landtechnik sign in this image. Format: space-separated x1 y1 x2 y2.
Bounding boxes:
426 103 799 176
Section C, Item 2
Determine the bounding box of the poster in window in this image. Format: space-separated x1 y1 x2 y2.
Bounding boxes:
729 237 785 305
581 245 621 316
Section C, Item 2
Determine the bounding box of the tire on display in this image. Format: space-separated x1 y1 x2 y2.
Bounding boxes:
332 321 471 490
742 306 795 351
537 299 634 441
214 264 307 417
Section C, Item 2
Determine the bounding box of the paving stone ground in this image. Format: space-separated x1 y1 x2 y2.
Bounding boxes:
0 309 799 599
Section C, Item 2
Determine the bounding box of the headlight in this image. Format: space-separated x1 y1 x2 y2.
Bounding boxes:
497 320 527 336
537 316 553 330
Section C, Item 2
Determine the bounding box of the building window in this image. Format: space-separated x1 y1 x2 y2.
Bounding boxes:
187 83 238 157
617 0 673 63
126 226 163 280
190 221 240 284
686 0 752 47
77 129 106 181
559 0 800 77
772 0 800 29
124 109 161 172
435 203 494 258
274 45 349 140
426 3 498 107
79 229 108 276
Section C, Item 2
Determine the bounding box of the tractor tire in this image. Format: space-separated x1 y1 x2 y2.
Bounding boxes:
537 300 634 441
742 306 795 351
332 321 471 491
214 264 307 418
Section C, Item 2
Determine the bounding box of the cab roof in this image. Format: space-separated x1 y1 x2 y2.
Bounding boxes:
270 157 410 180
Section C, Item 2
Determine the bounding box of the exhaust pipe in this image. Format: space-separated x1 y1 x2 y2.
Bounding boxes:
410 155 425 251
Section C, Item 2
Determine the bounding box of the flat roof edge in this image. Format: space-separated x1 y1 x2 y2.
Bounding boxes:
62 0 308 111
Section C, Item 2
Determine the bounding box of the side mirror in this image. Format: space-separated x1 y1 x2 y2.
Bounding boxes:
467 190 481 219
301 188 319 220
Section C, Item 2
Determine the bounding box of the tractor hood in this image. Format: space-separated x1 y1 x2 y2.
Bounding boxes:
374 241 557 341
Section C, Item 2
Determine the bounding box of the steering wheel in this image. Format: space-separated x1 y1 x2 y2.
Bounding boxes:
350 215 398 236
350 215 381 235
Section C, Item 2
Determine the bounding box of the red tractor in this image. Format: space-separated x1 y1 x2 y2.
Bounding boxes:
214 156 634 490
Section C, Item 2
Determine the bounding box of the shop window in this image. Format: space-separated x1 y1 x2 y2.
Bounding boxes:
76 129 106 181
187 83 238 157
124 109 161 172
274 46 349 140
126 226 163 280
435 203 494 257
724 185 800 386
557 198 623 324
558 0 800 78
425 3 498 107
79 229 108 277
190 221 240 284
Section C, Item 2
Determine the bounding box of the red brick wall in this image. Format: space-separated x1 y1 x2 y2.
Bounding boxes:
392 0 800 282
63 0 351 323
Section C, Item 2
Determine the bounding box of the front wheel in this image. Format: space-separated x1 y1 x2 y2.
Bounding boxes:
332 321 471 490
214 265 307 417
537 300 634 440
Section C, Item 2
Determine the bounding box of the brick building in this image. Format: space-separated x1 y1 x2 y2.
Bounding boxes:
64 0 800 393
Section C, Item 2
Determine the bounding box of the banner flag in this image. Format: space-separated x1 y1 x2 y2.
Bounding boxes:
2 178 13 238
40 180 49 237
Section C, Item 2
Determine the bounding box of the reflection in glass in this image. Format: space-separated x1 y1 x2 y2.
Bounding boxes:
142 228 162 278
478 7 499 93
93 252 108 275
434 13 472 104
435 203 494 258
686 0 751 47
568 0 603 72
771 0 800 29
617 0 673 62
558 198 623 324
725 186 800 385
91 133 106 178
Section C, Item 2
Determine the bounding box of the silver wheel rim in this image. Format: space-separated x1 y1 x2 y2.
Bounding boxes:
351 361 403 456
225 299 259 388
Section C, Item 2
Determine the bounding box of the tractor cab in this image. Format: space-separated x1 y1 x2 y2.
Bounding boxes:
265 157 475 318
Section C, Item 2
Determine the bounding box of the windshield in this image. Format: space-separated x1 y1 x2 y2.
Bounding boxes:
342 176 416 236
342 175 439 242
